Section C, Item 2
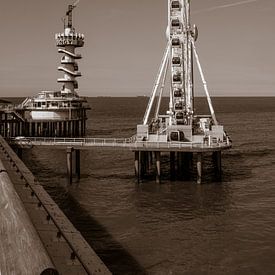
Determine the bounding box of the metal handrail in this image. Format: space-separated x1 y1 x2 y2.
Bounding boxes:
10 136 231 151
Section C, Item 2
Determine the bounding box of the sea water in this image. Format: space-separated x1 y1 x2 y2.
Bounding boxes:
23 97 275 274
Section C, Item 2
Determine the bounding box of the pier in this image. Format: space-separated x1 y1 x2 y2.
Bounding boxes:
0 136 111 274
9 136 231 184
0 1 233 273
0 106 88 138
0 1 89 140
0 0 232 186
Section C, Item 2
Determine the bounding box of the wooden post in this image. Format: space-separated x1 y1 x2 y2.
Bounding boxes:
75 149 81 181
170 152 176 181
155 151 161 184
196 153 203 184
67 147 74 184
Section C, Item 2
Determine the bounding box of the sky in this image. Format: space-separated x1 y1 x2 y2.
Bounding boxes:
0 0 274 97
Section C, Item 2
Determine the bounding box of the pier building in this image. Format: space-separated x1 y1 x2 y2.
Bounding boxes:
0 2 89 138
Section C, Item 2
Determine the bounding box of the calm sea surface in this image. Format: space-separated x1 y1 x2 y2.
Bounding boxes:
21 97 275 274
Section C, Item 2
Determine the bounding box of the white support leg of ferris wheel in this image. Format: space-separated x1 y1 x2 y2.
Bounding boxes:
191 39 218 125
154 55 170 120
143 41 171 125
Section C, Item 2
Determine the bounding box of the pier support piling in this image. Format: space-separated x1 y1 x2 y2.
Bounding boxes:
66 147 74 184
75 149 80 181
183 152 192 180
134 151 140 183
213 151 222 181
140 152 146 178
196 153 203 184
170 152 176 181
155 151 161 184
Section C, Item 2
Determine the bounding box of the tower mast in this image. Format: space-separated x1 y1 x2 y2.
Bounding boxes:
55 1 84 97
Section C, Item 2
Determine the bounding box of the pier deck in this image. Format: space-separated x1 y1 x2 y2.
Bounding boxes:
8 135 231 185
10 136 231 152
0 136 111 275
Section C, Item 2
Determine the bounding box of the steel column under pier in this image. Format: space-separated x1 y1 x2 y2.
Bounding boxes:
213 151 222 181
196 153 203 184
66 147 73 184
134 151 139 181
140 152 145 178
155 151 161 184
75 149 80 181
140 152 149 178
183 152 193 180
170 152 176 181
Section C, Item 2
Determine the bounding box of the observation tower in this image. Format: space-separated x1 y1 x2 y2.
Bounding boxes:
56 2 84 96
15 2 90 137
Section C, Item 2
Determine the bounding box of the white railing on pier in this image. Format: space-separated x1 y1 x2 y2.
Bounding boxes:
11 136 231 151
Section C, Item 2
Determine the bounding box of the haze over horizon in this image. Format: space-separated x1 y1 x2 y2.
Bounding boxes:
0 0 274 97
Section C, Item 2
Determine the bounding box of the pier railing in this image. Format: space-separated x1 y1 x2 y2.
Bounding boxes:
22 137 134 147
10 136 231 151
0 136 112 274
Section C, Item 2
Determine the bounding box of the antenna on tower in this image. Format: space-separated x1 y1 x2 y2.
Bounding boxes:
72 0 80 8
65 0 81 29
61 17 66 29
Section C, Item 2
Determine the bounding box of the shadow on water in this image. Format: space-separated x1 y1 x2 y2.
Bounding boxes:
22 148 146 274
44 185 147 275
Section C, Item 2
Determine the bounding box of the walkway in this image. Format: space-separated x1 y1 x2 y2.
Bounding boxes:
10 136 231 152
